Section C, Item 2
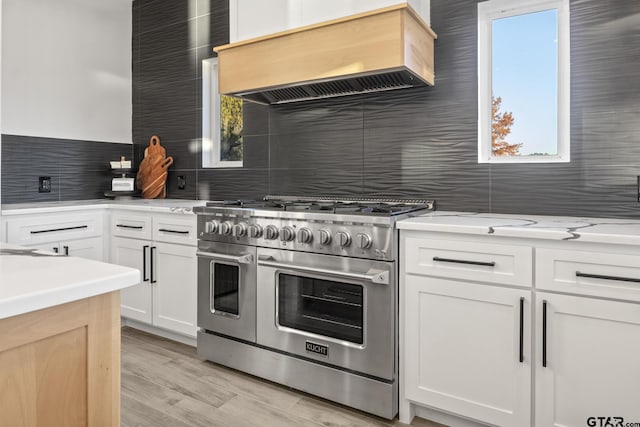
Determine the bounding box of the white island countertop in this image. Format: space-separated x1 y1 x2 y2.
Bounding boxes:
0 244 139 319
397 211 640 246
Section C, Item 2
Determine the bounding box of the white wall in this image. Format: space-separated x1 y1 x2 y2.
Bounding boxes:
230 0 430 43
1 0 132 144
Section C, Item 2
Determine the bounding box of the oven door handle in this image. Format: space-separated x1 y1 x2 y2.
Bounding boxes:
257 258 390 285
197 251 254 264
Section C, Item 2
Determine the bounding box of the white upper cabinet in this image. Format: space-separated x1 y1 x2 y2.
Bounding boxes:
229 0 430 43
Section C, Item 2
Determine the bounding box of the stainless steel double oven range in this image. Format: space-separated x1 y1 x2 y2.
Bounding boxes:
194 196 434 419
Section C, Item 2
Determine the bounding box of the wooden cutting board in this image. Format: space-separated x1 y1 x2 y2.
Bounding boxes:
137 136 173 199
144 135 166 158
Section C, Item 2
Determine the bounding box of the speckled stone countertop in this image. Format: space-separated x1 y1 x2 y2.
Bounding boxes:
0 199 207 216
397 211 640 246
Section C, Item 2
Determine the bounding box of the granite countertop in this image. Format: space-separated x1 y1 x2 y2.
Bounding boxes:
0 243 139 319
397 211 640 246
0 199 208 216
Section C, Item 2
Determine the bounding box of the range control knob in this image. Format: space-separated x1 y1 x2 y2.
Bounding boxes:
264 225 279 240
205 220 219 234
218 221 232 235
232 223 247 237
248 224 263 238
355 233 373 249
280 226 296 242
297 227 313 244
336 231 352 248
319 229 332 246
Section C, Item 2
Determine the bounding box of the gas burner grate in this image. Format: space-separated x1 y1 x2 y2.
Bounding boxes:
205 196 435 216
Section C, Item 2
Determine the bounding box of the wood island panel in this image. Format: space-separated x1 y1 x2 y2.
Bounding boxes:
0 292 121 427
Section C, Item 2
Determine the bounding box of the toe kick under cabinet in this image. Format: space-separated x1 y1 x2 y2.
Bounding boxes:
110 211 197 338
400 231 640 427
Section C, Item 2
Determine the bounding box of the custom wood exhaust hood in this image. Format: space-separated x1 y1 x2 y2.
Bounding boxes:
214 4 437 104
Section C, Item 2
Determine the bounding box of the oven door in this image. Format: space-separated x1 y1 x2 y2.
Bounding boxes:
256 247 395 380
197 241 257 343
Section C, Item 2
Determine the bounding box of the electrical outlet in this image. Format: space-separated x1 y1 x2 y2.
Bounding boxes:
38 176 51 193
177 175 186 190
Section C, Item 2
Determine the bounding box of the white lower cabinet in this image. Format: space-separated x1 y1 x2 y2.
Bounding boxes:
535 293 640 427
27 236 104 261
60 237 104 261
401 232 640 427
404 274 531 427
3 206 198 340
112 236 152 323
152 242 197 336
111 236 197 338
4 210 105 261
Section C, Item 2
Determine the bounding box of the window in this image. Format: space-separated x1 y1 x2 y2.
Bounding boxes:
202 58 244 168
478 0 569 163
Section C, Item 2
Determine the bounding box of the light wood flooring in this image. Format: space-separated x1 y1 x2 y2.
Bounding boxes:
121 327 445 427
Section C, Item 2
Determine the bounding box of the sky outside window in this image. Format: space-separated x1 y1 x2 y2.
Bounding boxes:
492 9 558 156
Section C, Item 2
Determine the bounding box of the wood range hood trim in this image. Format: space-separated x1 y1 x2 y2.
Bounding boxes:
214 4 437 104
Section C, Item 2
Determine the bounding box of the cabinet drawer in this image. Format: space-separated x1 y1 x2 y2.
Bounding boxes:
6 212 103 246
404 236 532 287
110 211 152 240
152 215 197 246
536 248 640 301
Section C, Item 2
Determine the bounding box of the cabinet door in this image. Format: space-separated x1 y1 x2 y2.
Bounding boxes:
111 237 152 324
60 237 104 261
152 242 197 337
404 275 531 427
6 211 103 247
535 293 640 427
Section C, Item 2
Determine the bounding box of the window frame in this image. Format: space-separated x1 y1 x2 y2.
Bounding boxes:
477 0 570 164
202 57 243 168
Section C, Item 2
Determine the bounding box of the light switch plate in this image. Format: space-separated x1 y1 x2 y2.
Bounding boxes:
178 175 186 190
38 176 51 193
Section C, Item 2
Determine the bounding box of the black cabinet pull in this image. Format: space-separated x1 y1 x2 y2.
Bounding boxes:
116 224 143 230
542 300 548 368
158 228 189 234
53 247 59 254
63 246 69 256
150 246 157 284
31 225 88 234
142 245 149 282
432 256 496 267
519 297 524 363
576 271 640 284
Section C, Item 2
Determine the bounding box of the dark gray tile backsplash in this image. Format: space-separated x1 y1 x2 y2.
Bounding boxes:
4 0 639 217
1 134 133 203
128 0 640 217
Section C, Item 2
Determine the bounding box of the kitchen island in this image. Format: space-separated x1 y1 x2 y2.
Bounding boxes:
0 244 139 427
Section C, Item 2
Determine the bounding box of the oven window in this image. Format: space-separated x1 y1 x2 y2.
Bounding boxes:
278 274 363 344
213 262 239 315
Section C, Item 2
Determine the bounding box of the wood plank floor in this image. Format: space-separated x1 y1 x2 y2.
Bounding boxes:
121 327 445 427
